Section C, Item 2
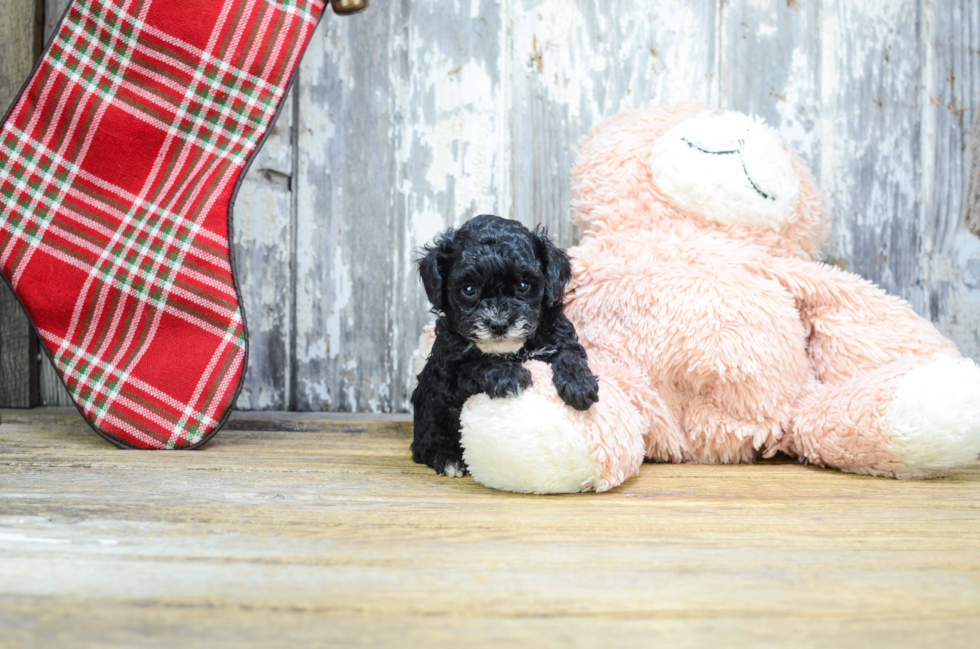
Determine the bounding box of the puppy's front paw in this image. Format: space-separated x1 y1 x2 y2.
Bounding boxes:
412 440 468 478
440 460 467 478
554 370 600 411
484 364 533 399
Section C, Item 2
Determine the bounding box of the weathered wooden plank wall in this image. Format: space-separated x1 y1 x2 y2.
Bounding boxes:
970 107 980 235
0 0 64 406
2 0 979 413
0 0 43 407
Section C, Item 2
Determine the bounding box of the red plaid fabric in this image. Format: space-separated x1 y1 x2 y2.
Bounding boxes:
0 0 325 448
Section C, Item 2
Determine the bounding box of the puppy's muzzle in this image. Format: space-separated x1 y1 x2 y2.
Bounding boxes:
473 316 529 355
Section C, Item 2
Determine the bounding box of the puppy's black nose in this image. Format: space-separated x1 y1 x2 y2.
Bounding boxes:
488 318 510 336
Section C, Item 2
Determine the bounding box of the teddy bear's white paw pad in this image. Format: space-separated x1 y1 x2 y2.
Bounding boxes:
886 355 980 471
459 391 602 494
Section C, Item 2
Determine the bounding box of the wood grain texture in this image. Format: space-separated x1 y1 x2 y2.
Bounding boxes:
918 0 980 355
0 0 43 106
969 105 980 236
42 0 67 43
820 0 923 296
0 291 37 408
718 0 819 164
7 1 980 411
294 6 398 412
1 412 979 647
232 91 296 410
0 0 43 408
510 0 717 246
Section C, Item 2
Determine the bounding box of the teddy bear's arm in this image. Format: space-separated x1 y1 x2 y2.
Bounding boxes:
758 256 980 478
758 256 954 383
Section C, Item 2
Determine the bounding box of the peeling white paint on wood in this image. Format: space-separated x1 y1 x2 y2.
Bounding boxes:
918 0 980 358
510 0 717 246
5 0 980 412
968 109 980 237
232 93 295 411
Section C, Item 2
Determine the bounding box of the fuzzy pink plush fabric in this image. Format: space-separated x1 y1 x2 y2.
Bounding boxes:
441 104 980 493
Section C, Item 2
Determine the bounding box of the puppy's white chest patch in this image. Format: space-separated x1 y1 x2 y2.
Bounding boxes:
476 338 525 355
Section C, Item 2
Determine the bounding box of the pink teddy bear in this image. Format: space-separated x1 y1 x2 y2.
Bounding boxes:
419 104 980 494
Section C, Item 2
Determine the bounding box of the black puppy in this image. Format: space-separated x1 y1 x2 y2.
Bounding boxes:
411 214 599 477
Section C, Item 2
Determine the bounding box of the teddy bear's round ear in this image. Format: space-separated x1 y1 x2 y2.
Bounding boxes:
648 110 801 229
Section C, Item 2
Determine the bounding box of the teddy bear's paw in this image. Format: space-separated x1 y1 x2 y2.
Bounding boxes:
410 322 437 391
459 389 604 494
885 354 980 473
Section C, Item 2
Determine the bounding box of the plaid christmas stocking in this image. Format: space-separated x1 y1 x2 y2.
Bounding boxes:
0 0 355 448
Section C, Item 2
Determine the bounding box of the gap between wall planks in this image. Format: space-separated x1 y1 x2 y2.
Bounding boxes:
2 0 979 413
967 107 980 237
0 0 44 407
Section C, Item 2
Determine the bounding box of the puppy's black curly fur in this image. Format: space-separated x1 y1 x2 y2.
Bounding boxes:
411 214 599 477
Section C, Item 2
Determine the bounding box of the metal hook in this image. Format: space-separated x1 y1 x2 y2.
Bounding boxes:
331 0 369 15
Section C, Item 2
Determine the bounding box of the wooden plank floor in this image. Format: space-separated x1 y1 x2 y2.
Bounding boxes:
1 411 979 648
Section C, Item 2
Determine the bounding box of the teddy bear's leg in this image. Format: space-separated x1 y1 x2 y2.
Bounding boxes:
758 257 980 477
459 356 654 494
682 395 785 464
781 354 980 478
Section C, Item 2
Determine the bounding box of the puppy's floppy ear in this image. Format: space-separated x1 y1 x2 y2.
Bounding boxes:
532 225 571 308
417 228 457 312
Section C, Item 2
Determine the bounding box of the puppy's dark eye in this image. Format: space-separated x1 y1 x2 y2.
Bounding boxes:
516 281 530 294
461 285 477 297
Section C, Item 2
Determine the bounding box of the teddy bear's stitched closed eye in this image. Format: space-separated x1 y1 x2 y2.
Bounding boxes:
649 110 801 229
679 137 776 201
